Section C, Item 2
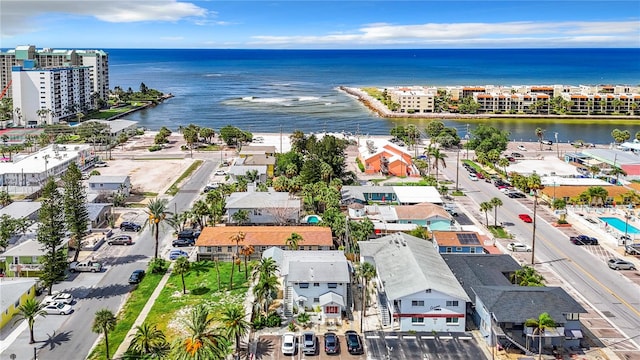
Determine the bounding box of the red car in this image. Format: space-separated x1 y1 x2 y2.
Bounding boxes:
476 172 485 179
519 214 533 223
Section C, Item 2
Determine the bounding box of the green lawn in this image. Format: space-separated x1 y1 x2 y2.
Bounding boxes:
88 272 164 360
488 226 511 239
145 261 250 339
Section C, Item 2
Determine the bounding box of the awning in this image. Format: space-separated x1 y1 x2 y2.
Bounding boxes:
564 329 583 339
319 291 345 307
296 295 308 301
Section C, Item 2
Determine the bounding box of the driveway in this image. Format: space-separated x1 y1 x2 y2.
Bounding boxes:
363 331 486 360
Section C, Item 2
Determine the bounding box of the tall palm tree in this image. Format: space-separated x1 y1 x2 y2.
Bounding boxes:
586 186 609 206
490 197 503 227
92 309 117 360
429 147 447 183
252 257 279 282
240 245 255 279
535 127 544 150
13 298 47 344
144 198 171 259
219 304 250 357
129 322 169 357
480 201 493 227
175 257 191 294
285 232 304 250
229 231 245 264
498 157 510 175
253 274 279 313
356 262 377 332
172 304 229 360
525 312 557 360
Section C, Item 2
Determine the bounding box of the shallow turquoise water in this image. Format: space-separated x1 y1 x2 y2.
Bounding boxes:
599 217 640 235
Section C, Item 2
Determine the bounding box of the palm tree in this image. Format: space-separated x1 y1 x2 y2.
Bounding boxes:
240 245 255 279
490 197 503 227
586 186 609 206
480 201 493 227
356 262 377 332
144 198 171 259
535 128 544 150
498 157 510 175
429 147 447 183
92 309 117 360
253 274 279 313
175 257 191 294
252 257 279 282
231 209 250 225
525 312 557 359
229 231 245 264
609 167 627 185
285 232 304 250
510 265 545 286
171 304 230 360
13 298 47 344
220 304 250 357
552 199 567 222
129 322 169 357
589 165 600 179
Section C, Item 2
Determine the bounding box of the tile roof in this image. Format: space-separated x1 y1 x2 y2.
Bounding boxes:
473 286 586 324
540 185 634 200
393 203 451 220
359 233 470 302
196 226 333 247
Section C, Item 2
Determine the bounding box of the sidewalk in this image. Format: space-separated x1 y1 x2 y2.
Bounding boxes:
112 266 173 358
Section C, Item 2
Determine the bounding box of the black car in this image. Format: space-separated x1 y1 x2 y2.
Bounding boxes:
172 238 195 247
120 221 141 232
177 229 201 240
324 332 340 355
345 330 364 355
128 269 145 284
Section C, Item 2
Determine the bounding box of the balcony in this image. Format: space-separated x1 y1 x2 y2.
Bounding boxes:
9 263 44 272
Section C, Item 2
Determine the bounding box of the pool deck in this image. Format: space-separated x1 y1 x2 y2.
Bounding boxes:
569 206 640 243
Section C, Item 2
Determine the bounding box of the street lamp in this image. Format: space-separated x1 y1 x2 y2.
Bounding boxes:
554 132 559 158
623 211 630 254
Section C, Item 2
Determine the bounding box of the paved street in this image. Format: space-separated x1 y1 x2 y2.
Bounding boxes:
0 159 217 360
440 149 640 358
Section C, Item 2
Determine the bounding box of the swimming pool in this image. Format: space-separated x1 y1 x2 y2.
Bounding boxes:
599 217 640 235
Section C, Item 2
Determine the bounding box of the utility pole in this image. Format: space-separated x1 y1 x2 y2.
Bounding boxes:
531 191 538 265
455 147 460 192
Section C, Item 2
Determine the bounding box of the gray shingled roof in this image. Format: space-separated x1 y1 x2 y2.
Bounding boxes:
226 191 300 210
0 201 41 219
88 175 129 184
473 286 586 324
1 279 37 314
86 203 110 222
359 233 470 302
442 254 521 304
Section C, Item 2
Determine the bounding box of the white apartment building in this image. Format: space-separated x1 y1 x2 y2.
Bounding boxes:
11 63 95 125
0 45 109 100
389 86 437 113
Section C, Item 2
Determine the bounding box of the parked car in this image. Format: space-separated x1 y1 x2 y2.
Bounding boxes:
517 145 527 151
172 238 195 247
302 331 317 355
345 330 364 355
94 161 108 167
324 332 340 355
43 291 74 305
570 235 598 245
518 214 533 223
511 152 524 158
608 258 636 270
540 140 553 145
177 229 201 240
507 242 532 252
204 182 221 192
508 192 526 199
214 169 227 176
506 156 516 162
169 249 189 260
469 173 479 181
128 269 145 284
281 332 297 355
120 221 141 232
108 234 133 246
43 302 73 315
69 260 102 273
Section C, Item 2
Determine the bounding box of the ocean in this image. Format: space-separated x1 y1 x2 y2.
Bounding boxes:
107 49 640 143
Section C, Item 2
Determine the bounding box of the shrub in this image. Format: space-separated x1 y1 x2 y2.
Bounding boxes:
252 313 266 330
148 144 163 152
356 158 365 172
148 258 168 274
266 311 282 327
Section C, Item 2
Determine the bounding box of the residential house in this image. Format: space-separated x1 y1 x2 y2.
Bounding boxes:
262 247 350 319
86 203 112 229
239 145 277 158
392 186 443 205
341 186 442 206
226 189 302 224
195 225 333 261
358 140 417 176
87 175 131 197
443 254 586 352
539 185 634 206
0 201 41 222
350 203 455 236
236 154 276 178
359 233 470 332
432 231 486 254
227 165 268 183
1 238 69 277
1 279 37 329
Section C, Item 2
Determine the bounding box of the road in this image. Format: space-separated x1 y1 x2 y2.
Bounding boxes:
37 159 217 359
440 151 640 350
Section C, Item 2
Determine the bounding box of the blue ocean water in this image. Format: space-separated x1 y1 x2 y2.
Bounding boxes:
108 49 640 142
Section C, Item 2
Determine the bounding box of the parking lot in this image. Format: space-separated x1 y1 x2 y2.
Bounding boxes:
255 331 486 360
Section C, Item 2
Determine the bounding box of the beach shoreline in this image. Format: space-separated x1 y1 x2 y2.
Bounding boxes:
339 86 640 121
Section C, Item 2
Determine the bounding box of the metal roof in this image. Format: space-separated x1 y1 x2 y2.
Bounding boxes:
226 191 301 209
0 201 41 219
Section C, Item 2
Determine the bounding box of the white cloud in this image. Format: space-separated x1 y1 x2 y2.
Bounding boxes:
1 0 208 37
251 21 640 48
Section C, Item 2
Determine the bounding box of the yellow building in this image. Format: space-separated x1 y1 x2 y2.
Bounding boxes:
1 278 37 329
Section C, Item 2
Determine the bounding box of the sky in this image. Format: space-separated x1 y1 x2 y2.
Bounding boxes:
1 0 639 49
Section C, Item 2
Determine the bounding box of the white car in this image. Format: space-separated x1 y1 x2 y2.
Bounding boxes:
507 242 532 252
214 169 227 176
517 145 527 151
43 302 73 315
281 332 297 355
43 291 74 304
469 173 479 181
